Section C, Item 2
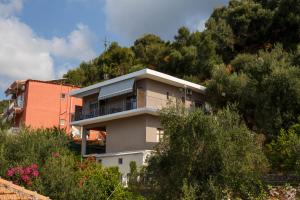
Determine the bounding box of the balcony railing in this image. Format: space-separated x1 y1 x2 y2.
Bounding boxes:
73 99 137 121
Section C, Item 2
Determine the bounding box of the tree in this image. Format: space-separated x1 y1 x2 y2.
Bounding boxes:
0 100 8 114
145 107 268 199
207 46 300 136
266 128 300 173
132 34 167 69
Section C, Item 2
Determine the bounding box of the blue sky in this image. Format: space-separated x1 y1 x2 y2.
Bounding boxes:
0 0 229 99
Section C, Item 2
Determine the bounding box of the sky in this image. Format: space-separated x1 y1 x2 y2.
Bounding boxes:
0 0 229 99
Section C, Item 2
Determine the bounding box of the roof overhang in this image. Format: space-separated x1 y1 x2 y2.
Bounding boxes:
69 68 206 98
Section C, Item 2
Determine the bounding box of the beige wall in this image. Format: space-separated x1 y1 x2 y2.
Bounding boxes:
145 115 162 149
143 79 204 109
106 115 147 153
83 114 161 153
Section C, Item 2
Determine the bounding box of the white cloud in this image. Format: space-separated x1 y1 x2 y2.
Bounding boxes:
0 0 23 18
47 23 96 61
0 17 96 82
104 0 229 41
0 1 97 91
0 17 54 81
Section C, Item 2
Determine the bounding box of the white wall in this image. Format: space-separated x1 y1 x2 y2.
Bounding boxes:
95 151 152 185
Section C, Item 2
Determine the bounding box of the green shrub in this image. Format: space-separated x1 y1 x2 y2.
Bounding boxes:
145 106 268 199
0 128 141 200
266 127 300 173
76 161 144 200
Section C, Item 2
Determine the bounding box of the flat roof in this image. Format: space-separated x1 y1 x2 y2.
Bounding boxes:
5 79 80 96
69 68 206 98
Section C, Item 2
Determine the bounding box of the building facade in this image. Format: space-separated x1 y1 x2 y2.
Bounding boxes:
3 79 82 135
70 69 206 181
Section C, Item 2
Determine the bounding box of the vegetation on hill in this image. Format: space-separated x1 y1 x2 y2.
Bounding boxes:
64 0 300 138
62 0 300 197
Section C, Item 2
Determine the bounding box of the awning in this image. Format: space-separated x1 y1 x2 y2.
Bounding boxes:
98 78 134 100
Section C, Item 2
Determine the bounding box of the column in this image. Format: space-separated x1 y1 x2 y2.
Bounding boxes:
81 127 87 156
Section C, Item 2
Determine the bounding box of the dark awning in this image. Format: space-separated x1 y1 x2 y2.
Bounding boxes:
98 78 134 100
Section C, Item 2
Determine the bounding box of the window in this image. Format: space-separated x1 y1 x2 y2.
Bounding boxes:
166 92 169 100
60 93 66 99
60 119 65 126
118 158 123 165
195 100 203 108
89 101 98 116
181 96 185 104
156 128 164 142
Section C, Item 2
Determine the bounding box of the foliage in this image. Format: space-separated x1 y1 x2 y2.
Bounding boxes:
266 118 300 173
0 128 141 200
6 164 40 187
63 0 300 138
0 100 8 114
144 107 268 199
207 46 300 136
76 161 144 200
0 128 70 168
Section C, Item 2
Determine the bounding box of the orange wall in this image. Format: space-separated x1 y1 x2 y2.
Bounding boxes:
23 81 82 134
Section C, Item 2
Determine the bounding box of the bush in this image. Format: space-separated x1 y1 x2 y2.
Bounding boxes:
266 119 300 173
144 106 268 199
76 160 144 200
0 128 141 200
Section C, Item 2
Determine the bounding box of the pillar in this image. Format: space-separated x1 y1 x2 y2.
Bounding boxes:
81 127 87 156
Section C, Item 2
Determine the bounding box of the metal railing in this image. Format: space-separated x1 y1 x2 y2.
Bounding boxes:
73 99 137 121
71 95 208 122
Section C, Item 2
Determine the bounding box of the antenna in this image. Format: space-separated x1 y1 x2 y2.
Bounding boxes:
103 36 110 51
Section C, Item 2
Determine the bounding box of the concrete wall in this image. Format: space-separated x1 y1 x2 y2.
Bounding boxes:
23 81 82 134
143 79 204 109
105 115 147 153
145 115 162 149
96 151 152 185
97 153 144 175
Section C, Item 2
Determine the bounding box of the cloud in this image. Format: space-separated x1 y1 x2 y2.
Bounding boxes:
104 0 229 41
0 0 23 18
0 17 54 81
47 23 96 61
0 1 97 91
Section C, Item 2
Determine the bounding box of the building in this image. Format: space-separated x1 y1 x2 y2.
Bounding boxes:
70 68 206 181
2 79 82 135
0 178 50 200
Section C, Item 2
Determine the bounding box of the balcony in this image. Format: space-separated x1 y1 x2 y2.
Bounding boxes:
73 97 137 121
8 100 24 114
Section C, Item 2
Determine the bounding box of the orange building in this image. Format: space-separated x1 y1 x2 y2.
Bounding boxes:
3 79 82 135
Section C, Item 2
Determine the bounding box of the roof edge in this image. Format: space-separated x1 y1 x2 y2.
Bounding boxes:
70 68 206 97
